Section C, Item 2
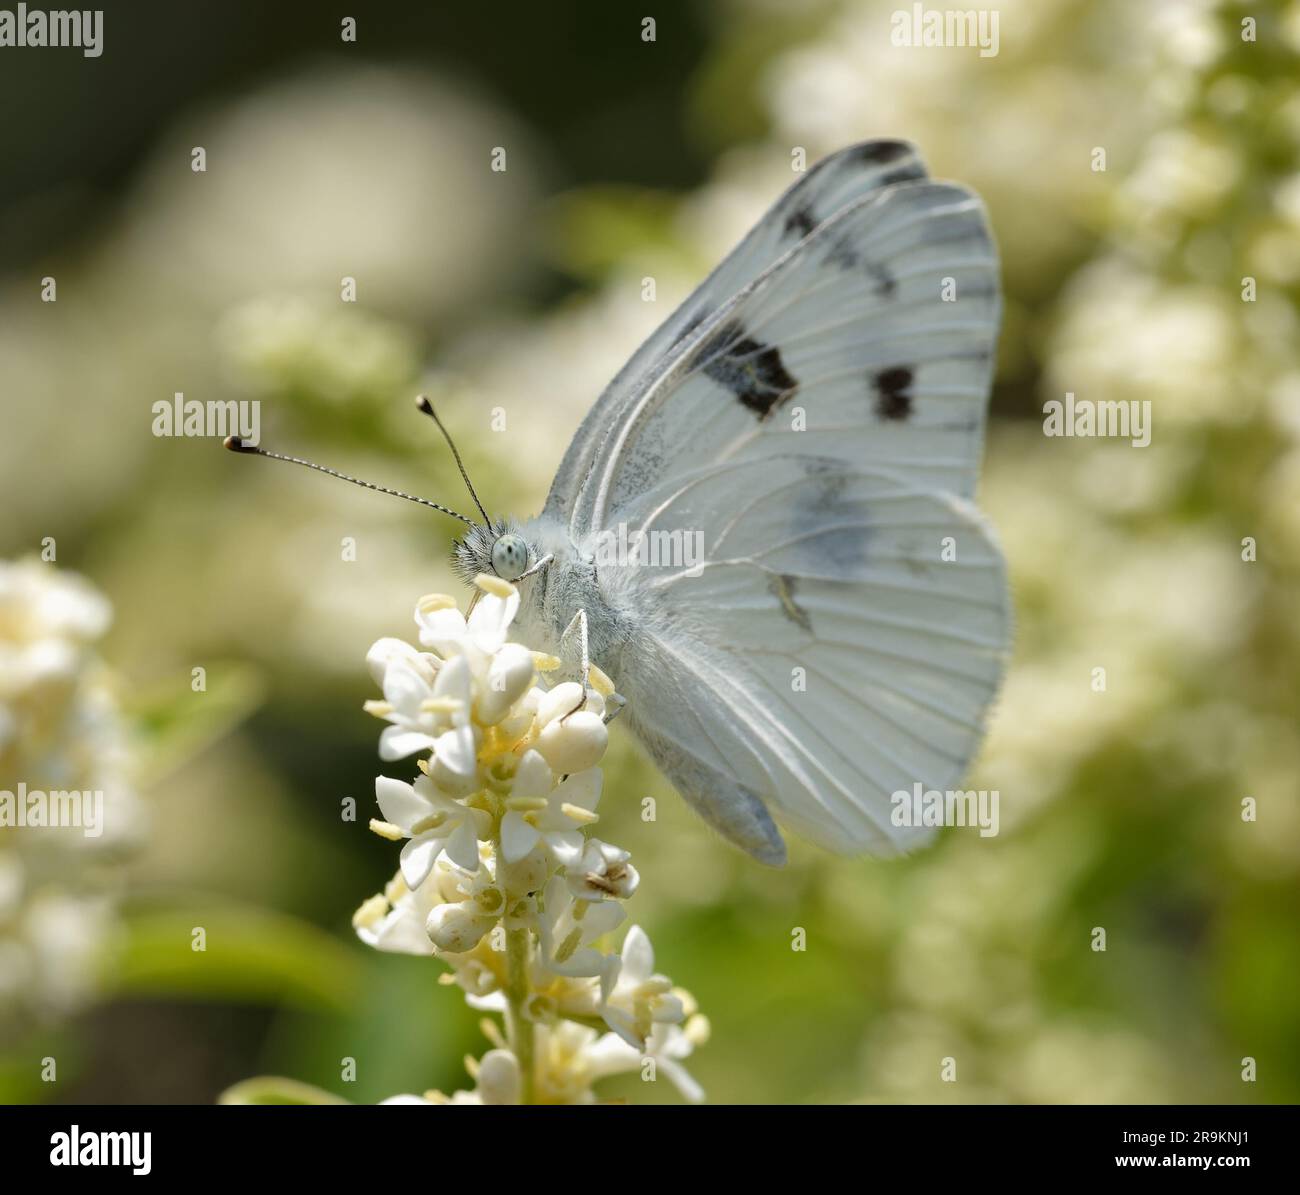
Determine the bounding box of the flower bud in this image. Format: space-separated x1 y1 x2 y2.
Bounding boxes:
535 710 607 774
538 682 584 727
426 902 495 953
476 1049 521 1105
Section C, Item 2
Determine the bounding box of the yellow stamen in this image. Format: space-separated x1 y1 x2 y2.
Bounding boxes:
420 696 464 715
474 573 516 599
560 802 599 826
555 927 583 963
368 818 405 841
532 651 562 672
352 894 389 928
588 664 615 698
685 1013 711 1046
505 795 549 812
362 699 394 718
418 593 458 614
410 812 447 835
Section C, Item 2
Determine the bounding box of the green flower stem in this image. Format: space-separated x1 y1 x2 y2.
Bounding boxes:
505 924 535 1104
491 808 536 1104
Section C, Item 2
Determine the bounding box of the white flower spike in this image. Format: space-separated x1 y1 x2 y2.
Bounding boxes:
352 582 704 1103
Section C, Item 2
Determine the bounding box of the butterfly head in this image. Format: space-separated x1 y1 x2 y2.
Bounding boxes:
452 518 539 585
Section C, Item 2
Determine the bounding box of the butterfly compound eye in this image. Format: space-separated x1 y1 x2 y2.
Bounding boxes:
490 533 530 582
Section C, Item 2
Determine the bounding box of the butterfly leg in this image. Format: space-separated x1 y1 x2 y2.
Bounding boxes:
603 690 627 725
557 609 591 721
557 609 628 723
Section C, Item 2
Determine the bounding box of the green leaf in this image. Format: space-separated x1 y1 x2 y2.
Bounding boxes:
129 661 265 786
110 901 363 1014
218 1076 351 1105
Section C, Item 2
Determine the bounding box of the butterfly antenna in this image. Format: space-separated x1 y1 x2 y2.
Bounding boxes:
223 436 476 526
415 395 491 525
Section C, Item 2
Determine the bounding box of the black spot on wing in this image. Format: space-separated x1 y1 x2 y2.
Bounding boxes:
871 366 914 421
849 144 926 187
853 140 913 165
866 262 896 297
825 234 859 271
823 234 896 297
783 206 816 239
699 320 799 421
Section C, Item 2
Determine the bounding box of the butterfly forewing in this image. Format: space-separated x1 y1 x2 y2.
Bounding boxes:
585 180 999 528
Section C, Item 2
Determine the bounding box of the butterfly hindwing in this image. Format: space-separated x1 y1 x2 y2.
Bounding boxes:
603 456 1008 858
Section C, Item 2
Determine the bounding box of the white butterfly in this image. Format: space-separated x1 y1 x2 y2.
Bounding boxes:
233 141 1010 866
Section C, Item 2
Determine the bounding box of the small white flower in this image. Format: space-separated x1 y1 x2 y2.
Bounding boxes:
500 757 602 865
531 1020 604 1104
352 866 460 956
537 875 624 985
374 773 487 885
416 585 519 660
365 638 443 760
424 856 506 953
601 925 685 1049
583 1019 710 1104
566 838 639 902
